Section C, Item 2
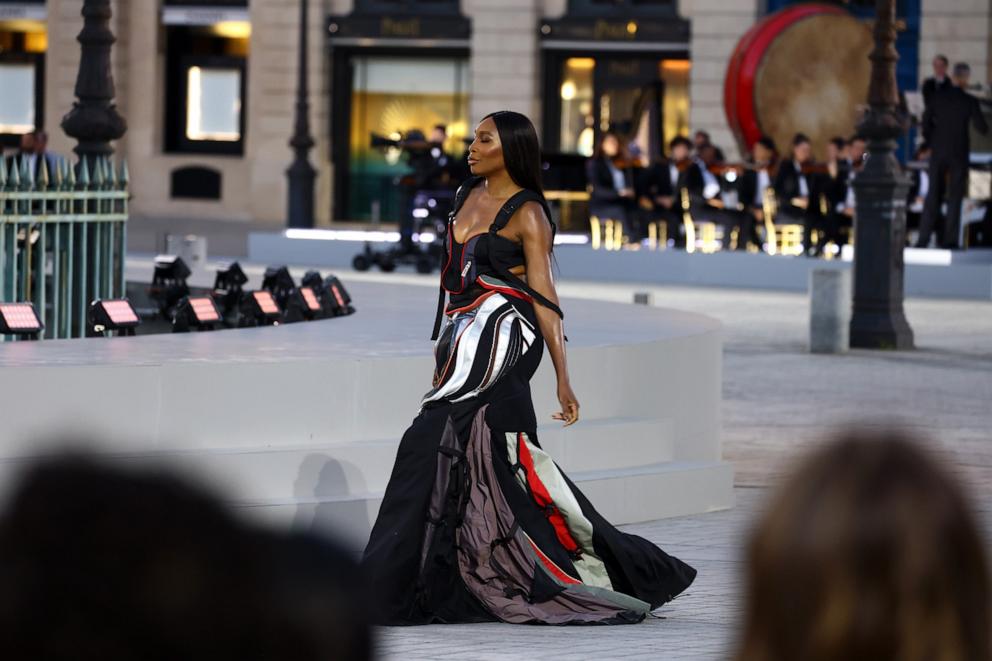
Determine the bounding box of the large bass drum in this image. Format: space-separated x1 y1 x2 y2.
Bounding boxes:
724 4 873 157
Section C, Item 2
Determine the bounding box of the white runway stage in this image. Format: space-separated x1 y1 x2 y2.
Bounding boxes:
0 281 733 549
249 231 992 300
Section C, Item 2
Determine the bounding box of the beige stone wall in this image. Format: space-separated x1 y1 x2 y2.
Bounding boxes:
919 0 992 87
681 0 759 161
464 0 541 128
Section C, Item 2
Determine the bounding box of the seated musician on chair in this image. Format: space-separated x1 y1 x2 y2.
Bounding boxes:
736 136 779 251
773 133 823 257
586 132 637 245
687 144 746 250
814 136 855 251
636 136 696 248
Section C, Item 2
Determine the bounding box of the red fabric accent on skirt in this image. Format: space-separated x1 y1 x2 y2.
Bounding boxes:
527 536 581 586
516 432 581 555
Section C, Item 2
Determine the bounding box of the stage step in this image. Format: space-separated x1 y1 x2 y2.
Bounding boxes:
0 416 675 508
237 460 736 551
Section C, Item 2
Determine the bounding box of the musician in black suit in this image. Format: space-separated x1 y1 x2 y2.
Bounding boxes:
917 62 989 249
736 136 778 250
586 132 636 242
689 144 744 250
773 133 821 255
921 55 952 111
636 136 696 248
814 136 854 250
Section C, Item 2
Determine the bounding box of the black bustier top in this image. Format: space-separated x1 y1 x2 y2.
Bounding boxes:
431 178 564 339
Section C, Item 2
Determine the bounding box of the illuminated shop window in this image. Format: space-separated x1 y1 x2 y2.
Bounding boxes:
185 66 242 142
560 58 595 157
0 62 35 133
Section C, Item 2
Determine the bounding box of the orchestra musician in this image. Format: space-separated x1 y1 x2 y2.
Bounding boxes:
735 136 779 250
813 136 854 251
587 132 637 244
636 136 697 248
773 133 822 256
691 144 744 250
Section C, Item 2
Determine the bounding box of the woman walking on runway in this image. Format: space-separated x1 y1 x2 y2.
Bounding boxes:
362 111 696 625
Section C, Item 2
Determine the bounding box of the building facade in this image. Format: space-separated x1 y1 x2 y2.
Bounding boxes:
0 0 989 229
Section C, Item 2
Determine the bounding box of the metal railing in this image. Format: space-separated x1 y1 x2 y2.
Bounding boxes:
0 155 129 340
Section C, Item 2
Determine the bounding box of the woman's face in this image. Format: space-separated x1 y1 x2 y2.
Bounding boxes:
601 135 619 158
467 117 504 177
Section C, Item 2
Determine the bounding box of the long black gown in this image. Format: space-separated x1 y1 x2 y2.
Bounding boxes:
362 181 696 625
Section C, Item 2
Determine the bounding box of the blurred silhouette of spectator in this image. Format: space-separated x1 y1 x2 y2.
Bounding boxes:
0 453 372 661
735 430 990 661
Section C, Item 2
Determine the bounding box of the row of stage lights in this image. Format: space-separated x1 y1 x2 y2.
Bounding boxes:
0 257 354 340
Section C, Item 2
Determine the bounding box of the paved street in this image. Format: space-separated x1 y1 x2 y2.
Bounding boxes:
371 278 992 660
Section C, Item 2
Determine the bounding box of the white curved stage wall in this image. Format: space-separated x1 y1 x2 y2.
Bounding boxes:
0 282 733 550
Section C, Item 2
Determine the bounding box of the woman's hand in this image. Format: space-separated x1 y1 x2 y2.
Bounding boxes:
552 380 580 427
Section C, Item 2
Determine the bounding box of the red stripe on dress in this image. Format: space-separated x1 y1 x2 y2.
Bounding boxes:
516 432 581 555
477 277 533 303
526 536 581 585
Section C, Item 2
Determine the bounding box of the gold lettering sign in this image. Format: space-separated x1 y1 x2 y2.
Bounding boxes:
593 20 636 41
381 17 421 38
608 60 639 77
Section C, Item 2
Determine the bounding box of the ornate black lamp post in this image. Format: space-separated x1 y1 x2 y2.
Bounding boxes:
849 0 915 350
60 0 127 168
287 0 316 228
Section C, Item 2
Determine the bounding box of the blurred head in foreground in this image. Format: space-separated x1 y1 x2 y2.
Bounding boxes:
0 454 372 661
736 430 990 661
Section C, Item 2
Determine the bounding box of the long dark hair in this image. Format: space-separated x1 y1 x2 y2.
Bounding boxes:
483 110 545 195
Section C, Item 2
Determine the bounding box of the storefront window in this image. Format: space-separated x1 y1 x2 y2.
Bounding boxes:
185 66 242 142
660 59 690 148
560 57 595 156
347 56 470 222
0 15 46 146
0 62 34 133
163 2 249 156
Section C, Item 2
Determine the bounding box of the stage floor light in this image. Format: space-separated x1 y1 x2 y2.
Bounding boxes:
149 255 191 319
323 275 355 316
239 290 282 327
213 261 248 318
89 299 141 337
0 302 44 338
262 265 295 309
173 296 222 333
284 286 324 323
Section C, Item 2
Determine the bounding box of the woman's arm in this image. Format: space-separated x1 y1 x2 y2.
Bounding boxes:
514 202 579 426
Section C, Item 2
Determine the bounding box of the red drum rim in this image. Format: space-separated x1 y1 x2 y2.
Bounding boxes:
723 3 847 154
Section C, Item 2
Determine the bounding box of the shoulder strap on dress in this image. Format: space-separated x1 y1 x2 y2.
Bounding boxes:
431 177 482 340
490 189 555 238
486 189 563 321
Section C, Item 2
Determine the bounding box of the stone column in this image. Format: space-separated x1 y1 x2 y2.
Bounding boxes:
465 0 541 126
681 0 760 161
919 0 992 86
